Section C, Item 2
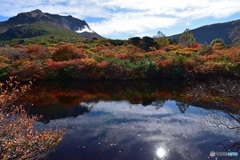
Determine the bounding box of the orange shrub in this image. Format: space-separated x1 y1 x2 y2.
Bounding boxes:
27 44 48 60
156 58 173 68
13 44 26 49
52 43 85 61
0 77 65 159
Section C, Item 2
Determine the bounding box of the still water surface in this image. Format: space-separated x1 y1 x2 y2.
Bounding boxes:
20 80 240 160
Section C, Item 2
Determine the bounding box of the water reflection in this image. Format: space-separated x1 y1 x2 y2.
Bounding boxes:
157 147 167 159
37 100 239 160
19 80 239 121
17 80 240 160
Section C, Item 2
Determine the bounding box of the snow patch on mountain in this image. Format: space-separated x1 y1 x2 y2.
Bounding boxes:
76 25 94 33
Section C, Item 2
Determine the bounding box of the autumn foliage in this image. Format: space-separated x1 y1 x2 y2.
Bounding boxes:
0 38 239 80
0 77 64 159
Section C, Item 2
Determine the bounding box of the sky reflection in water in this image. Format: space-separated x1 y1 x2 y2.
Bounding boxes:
37 100 240 160
19 80 239 160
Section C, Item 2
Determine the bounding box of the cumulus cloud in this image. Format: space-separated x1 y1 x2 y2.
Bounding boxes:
0 0 239 38
89 13 178 37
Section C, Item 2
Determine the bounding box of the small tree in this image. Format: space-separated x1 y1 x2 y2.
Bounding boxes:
154 31 169 47
179 29 196 47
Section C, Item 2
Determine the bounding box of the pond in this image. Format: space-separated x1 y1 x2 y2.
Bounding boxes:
19 80 240 160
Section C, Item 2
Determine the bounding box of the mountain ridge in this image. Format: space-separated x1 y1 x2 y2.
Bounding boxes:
0 9 103 41
169 19 240 45
0 10 239 44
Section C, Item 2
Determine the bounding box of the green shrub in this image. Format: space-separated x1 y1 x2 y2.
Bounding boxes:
210 39 225 49
109 39 125 46
129 37 142 46
197 45 213 55
173 52 186 64
0 67 9 79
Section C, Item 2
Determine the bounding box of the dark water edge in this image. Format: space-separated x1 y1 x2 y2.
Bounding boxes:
17 79 240 160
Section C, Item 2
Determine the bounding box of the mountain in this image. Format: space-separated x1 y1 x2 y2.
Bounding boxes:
169 19 240 45
0 9 103 41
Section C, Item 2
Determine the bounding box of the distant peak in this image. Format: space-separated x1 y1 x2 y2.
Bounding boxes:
20 9 43 15
17 9 44 17
2 10 103 39
31 9 42 13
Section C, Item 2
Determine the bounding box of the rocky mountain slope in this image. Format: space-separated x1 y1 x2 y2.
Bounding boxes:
0 9 103 41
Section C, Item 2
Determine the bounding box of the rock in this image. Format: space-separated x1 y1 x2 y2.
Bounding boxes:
0 43 6 47
18 39 25 44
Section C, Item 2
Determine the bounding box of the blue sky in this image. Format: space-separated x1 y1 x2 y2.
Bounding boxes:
0 0 239 39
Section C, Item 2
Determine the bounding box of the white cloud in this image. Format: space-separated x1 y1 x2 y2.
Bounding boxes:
0 0 239 38
89 13 178 37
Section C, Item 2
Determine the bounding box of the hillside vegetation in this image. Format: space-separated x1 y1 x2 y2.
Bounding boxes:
0 22 83 44
0 35 239 81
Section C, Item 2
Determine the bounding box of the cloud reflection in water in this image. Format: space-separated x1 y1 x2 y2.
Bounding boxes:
40 100 240 160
